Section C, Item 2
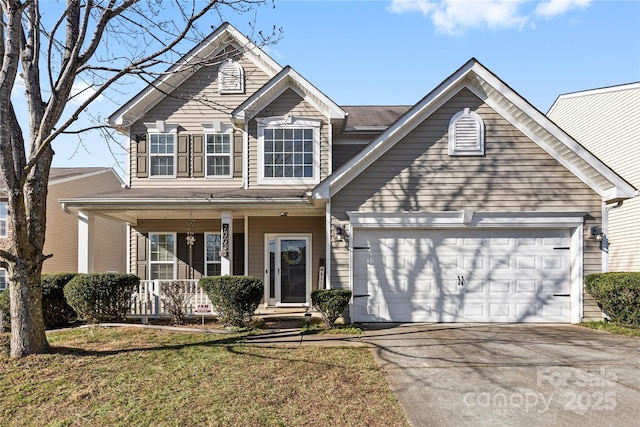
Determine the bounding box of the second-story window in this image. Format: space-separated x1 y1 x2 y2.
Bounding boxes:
150 133 175 176
0 202 7 237
206 133 231 177
257 116 321 185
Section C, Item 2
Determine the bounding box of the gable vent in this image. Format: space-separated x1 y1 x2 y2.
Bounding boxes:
448 108 485 156
218 59 244 94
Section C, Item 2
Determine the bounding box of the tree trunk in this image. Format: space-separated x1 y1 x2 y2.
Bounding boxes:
9 264 48 357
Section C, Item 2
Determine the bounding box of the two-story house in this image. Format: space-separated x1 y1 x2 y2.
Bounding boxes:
60 23 635 323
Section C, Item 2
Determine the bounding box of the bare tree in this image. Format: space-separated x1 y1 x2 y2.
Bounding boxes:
0 0 275 358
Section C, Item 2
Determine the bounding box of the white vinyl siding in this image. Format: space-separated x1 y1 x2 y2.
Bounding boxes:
149 233 176 280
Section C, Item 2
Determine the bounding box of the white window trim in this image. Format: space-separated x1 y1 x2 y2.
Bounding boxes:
202 123 233 179
257 116 321 185
448 108 485 156
0 202 7 238
148 232 177 280
204 232 222 276
144 122 178 178
218 59 245 94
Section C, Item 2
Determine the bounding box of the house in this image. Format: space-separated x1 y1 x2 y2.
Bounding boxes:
59 23 635 323
0 167 126 291
548 83 640 271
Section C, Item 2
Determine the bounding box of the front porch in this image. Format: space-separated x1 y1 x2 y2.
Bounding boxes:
128 279 319 319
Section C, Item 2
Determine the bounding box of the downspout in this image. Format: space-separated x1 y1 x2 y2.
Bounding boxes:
242 121 249 189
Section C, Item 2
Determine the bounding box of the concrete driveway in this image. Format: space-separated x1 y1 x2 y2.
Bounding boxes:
361 324 640 427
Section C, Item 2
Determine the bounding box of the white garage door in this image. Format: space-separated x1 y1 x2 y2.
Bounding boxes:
352 229 571 323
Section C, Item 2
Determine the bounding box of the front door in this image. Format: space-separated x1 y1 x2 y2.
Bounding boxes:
265 235 311 306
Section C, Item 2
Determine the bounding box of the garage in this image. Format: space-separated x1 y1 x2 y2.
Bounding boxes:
351 228 572 323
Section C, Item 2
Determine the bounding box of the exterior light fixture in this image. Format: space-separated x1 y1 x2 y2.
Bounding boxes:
590 225 604 241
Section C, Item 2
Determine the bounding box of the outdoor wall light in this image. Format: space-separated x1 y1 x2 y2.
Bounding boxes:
334 224 347 241
590 225 604 241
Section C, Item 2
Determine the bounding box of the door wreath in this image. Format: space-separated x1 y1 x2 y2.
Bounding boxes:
282 245 303 266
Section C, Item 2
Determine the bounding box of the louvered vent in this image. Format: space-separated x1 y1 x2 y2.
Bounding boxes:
218 60 244 94
448 108 485 156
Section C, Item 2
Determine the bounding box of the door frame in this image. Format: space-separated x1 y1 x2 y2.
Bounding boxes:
264 233 312 307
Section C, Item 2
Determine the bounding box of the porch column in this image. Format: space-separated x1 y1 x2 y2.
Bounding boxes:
221 211 233 276
77 211 95 273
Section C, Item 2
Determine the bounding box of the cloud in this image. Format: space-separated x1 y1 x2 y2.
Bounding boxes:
69 80 103 105
535 0 590 18
388 0 591 35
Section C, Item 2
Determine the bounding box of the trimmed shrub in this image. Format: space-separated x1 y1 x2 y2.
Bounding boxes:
64 273 140 323
42 273 78 328
0 289 8 332
199 276 263 328
585 272 640 326
0 273 78 331
311 289 352 328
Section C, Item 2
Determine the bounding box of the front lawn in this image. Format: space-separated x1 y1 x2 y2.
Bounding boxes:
0 327 408 426
581 321 640 337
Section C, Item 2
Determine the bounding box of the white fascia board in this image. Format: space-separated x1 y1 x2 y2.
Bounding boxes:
469 64 637 202
347 210 587 228
109 24 282 128
314 64 474 200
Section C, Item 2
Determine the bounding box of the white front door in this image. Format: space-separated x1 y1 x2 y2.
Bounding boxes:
265 235 311 306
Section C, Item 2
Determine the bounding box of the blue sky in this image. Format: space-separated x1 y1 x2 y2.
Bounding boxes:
48 0 640 171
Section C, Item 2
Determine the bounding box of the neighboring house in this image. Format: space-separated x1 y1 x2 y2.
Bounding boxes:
0 167 126 290
60 23 635 323
548 83 640 272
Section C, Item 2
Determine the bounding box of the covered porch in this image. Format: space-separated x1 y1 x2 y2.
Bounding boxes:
60 188 329 308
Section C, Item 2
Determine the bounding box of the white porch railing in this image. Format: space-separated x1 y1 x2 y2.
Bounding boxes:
129 279 213 318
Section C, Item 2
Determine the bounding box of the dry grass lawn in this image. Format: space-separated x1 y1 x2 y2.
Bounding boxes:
0 327 408 426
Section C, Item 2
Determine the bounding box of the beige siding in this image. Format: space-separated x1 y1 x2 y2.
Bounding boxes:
43 171 126 274
247 216 325 291
332 143 367 171
331 89 603 319
248 88 330 187
548 85 640 271
129 53 273 188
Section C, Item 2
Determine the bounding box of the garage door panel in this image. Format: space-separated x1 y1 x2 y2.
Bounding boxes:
352 228 571 323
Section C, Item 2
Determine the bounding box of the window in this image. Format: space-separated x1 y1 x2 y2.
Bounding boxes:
0 202 7 237
0 269 6 291
448 108 485 156
218 59 244 94
257 116 321 185
206 133 231 177
149 233 176 280
205 233 222 276
149 133 175 176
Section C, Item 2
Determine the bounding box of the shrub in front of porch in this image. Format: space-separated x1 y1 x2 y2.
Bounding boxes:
199 276 263 328
585 272 640 327
311 289 352 328
160 281 196 325
64 273 140 323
